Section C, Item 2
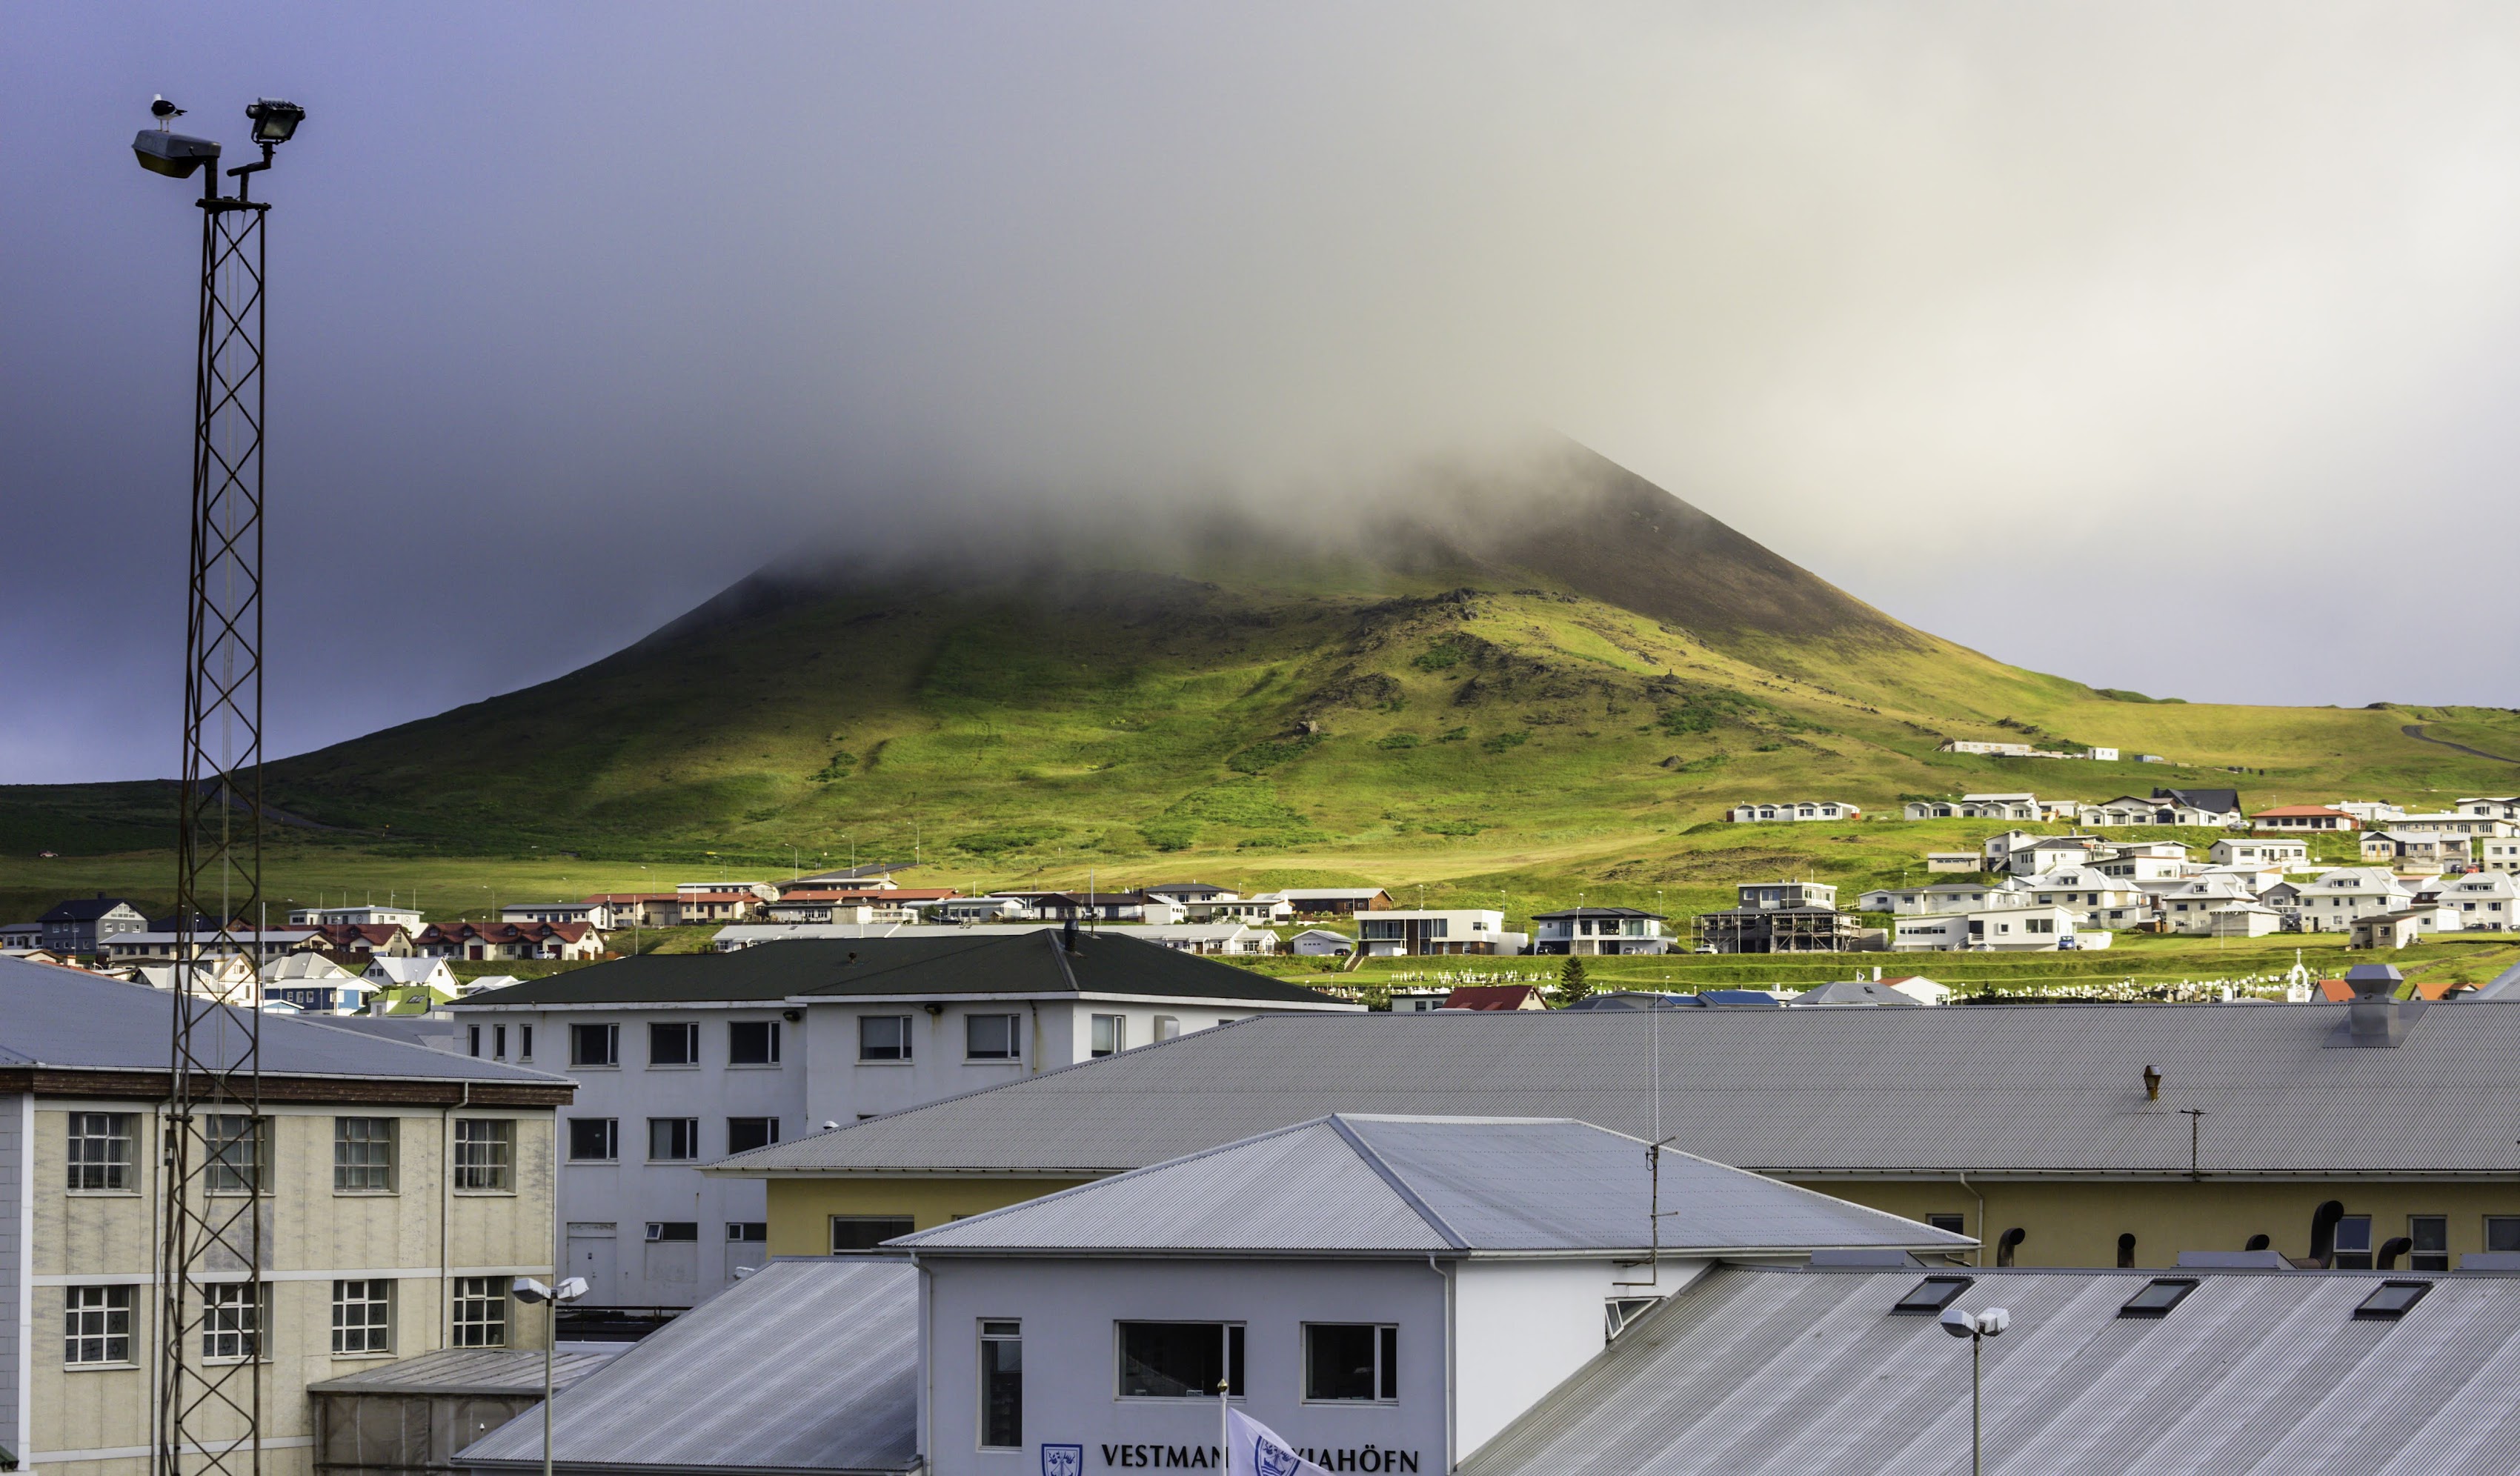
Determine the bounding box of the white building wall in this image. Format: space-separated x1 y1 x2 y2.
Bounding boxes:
1451 1258 1658 1457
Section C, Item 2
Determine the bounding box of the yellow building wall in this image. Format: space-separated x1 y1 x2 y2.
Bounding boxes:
764 1177 1092 1256
29 1101 557 1476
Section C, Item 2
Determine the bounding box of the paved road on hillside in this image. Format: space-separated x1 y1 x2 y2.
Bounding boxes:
2402 723 2520 765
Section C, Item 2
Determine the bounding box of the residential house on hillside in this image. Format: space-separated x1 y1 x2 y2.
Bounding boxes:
674 883 778 925
102 928 319 964
1889 903 2081 951
1443 984 1548 1010
2091 846 2190 883
2158 876 2267 936
1142 881 1237 904
2213 837 2310 869
1857 880 2032 917
2387 811 2518 839
2361 830 2472 868
1726 800 1861 822
1356 909 1521 957
2460 795 2520 822
1031 891 1180 924
767 888 957 924
1695 882 1868 954
0 921 43 949
2481 837 2520 874
2282 868 2416 932
2430 871 2520 928
39 895 147 954
416 920 605 961
582 893 680 929
259 951 380 1013
1185 894 1295 925
1905 794 2053 822
1924 851 1979 872
363 954 462 1000
934 896 1033 924
2002 835 2104 877
2024 867 2152 929
1288 928 1354 956
2253 805 2358 832
1273 888 1396 916
1979 829 2041 870
445 933 1357 1313
299 921 416 956
2084 790 2244 827
1532 907 1670 955
287 903 426 930
1131 923 1280 955
782 863 915 890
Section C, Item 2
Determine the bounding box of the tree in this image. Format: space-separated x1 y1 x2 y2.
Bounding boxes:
1557 952 1590 1005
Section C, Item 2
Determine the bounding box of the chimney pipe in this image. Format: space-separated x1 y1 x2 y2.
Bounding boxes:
2377 1236 2413 1270
2339 964 2413 1047
2143 1065 2162 1101
2309 1200 2346 1267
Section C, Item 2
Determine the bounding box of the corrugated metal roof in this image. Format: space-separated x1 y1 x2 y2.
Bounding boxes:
712 1003 2520 1179
895 1116 1972 1255
0 957 564 1085
1463 1265 2520 1475
308 1346 620 1396
456 931 1353 1009
456 1259 917 1475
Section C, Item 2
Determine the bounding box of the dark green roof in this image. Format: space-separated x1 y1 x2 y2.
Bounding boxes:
454 930 1357 1009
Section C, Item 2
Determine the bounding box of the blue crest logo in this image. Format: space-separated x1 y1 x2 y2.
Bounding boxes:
1253 1437 1303 1476
1041 1444 1083 1476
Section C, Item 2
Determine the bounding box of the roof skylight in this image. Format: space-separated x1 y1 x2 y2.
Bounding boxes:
2118 1278 2199 1319
1890 1276 1973 1315
2353 1280 2432 1320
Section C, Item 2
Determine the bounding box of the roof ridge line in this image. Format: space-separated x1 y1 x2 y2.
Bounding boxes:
1327 1115 1469 1251
888 1116 1348 1240
1045 928 1080 993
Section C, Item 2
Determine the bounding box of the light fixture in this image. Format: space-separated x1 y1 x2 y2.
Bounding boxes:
246 98 305 145
133 129 222 179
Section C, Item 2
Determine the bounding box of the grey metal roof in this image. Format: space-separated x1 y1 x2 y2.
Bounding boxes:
0 957 565 1086
1463 1264 2520 1475
1786 981 1921 1007
894 1115 1972 1256
308 1346 621 1397
711 1003 2520 1180
456 1259 917 1475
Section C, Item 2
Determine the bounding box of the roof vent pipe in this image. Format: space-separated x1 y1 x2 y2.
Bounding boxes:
1996 1228 2026 1268
2377 1236 2413 1270
2142 1066 2161 1101
1061 917 1080 954
2336 964 2418 1048
2309 1201 2346 1267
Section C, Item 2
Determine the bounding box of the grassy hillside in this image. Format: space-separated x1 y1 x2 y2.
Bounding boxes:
6 445 2519 925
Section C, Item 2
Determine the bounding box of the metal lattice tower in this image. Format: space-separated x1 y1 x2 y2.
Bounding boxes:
156 160 270 1476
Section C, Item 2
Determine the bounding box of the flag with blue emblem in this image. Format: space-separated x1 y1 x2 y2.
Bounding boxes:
1225 1408 1333 1476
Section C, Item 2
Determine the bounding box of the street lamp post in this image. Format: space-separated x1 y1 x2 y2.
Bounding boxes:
512 1277 591 1476
1940 1304 2012 1475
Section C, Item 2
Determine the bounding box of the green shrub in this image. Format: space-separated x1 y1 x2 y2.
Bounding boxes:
1138 820 1200 852
951 822 1063 857
1411 645 1463 671
1437 727 1469 743
1226 734 1324 774
1418 819 1486 837
1658 688 1763 736
1376 734 1422 750
809 751 858 782
1480 731 1531 754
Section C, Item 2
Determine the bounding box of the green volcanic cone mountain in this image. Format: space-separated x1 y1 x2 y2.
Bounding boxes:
13 444 2517 885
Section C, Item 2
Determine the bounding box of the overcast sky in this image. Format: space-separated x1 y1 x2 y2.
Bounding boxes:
10 3 2520 783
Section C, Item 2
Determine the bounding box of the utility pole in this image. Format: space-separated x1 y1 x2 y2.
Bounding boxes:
134 92 306 1476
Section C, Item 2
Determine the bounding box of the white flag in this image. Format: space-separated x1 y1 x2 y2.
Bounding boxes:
1225 1409 1337 1476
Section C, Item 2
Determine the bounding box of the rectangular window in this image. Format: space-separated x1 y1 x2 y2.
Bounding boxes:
453 1119 515 1191
2490 1217 2520 1254
567 1117 619 1162
645 1221 699 1241
858 1014 913 1062
333 1117 397 1194
831 1214 914 1251
1890 1277 1973 1314
331 1279 393 1354
727 1117 779 1154
450 1277 506 1347
468 1025 482 1057
2333 1214 2375 1270
727 1222 769 1243
1926 1214 1967 1236
1091 1014 1126 1057
966 1014 1020 1061
649 1021 699 1066
2410 1216 2450 1272
67 1112 135 1191
1154 1017 1181 1043
570 1023 619 1066
205 1115 268 1196
493 1025 508 1060
518 1024 533 1061
1303 1323 1397 1402
1117 1321 1245 1398
980 1321 1023 1450
648 1117 700 1161
64 1285 133 1365
728 1020 781 1065
202 1282 267 1360
2118 1278 2198 1319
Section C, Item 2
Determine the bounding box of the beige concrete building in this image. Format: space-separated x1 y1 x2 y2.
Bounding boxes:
1 960 572 1476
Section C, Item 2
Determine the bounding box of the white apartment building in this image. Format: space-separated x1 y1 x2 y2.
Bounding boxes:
448 931 1360 1312
1355 910 1523 957
2212 837 2310 869
287 904 426 931
1906 794 2053 822
2157 877 2267 935
2021 868 2152 929
2281 868 2417 933
2459 796 2520 822
2003 836 2104 877
2430 871 2520 929
1889 904 2085 951
1856 880 2033 917
1726 801 1861 822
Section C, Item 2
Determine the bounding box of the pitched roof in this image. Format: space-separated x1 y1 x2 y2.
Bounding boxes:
1444 985 1546 1011
893 1115 1972 1257
2255 805 2353 817
38 896 137 923
709 1003 2520 1180
453 1258 917 1475
1784 981 1920 1007
2155 786 2244 813
453 931 1357 1008
1463 1264 2520 1476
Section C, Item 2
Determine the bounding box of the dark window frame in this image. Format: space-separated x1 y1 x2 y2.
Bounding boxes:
831 1214 914 1252
1302 1323 1398 1403
647 1117 701 1162
2118 1278 2199 1319
726 1117 780 1155
965 1013 1022 1062
858 1014 914 1062
1116 1320 1247 1399
67 1112 136 1193
1891 1277 1974 1315
569 1023 619 1068
728 1020 782 1066
648 1020 700 1068
980 1320 1023 1450
567 1117 619 1163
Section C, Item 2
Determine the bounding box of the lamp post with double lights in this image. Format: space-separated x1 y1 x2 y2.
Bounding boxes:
513 1277 592 1476
1940 1303 2011 1476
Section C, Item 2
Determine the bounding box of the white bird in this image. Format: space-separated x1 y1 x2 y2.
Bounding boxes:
150 95 184 124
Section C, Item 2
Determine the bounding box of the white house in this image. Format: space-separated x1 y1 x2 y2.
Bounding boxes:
1856 880 2033 917
1532 908 1670 955
2361 830 2471 868
1979 829 2043 869
1355 910 1522 956
447 931 1360 1314
1289 928 1355 957
1889 904 2083 951
287 902 426 930
934 896 1034 924
364 953 463 998
2289 868 2416 933
2458 796 2520 822
1906 794 2054 822
2004 836 2104 877
2430 871 2520 930
1130 923 1281 955
2022 867 2152 929
1726 800 1861 822
1924 852 1980 873
257 950 379 1013
2387 812 2518 838
2212 837 2310 869
2091 849 2190 883
1185 895 1296 925
2480 837 2520 875
504 900 608 926
2156 877 2267 935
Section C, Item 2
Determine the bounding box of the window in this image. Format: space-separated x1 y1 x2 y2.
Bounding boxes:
650 1021 699 1066
518 1025 533 1061
727 1222 768 1243
453 1119 515 1191
568 1117 619 1162
980 1321 1023 1449
203 1282 267 1360
1926 1214 1967 1237
1117 1322 1245 1398
831 1215 914 1251
1303 1323 1397 1402
493 1025 508 1060
571 1023 619 1067
450 1277 506 1346
1091 1014 1126 1057
468 1025 482 1057
2489 1217 2520 1254
648 1117 701 1161
333 1117 397 1194
68 1112 134 1191
1603 1297 1660 1341
2410 1216 2450 1272
2333 1215 2375 1271
645 1221 699 1242
727 1117 779 1154
966 1014 1020 1061
2118 1278 2198 1319
332 1279 393 1354
858 1014 913 1062
2354 1280 2433 1320
728 1020 781 1065
1891 1277 1973 1314
1154 1017 1181 1043
206 1115 267 1195
65 1285 133 1365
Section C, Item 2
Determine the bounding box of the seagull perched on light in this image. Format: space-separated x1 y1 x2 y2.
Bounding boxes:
150 95 184 125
